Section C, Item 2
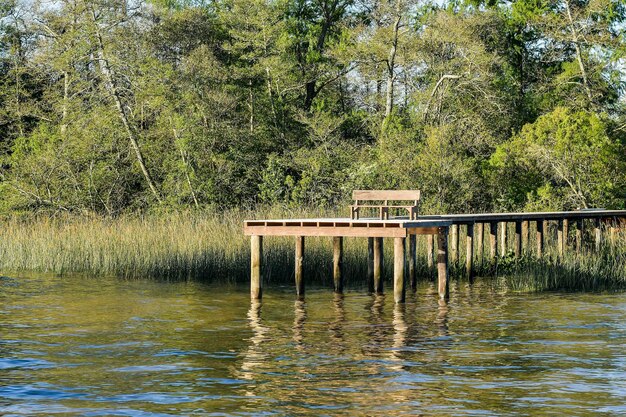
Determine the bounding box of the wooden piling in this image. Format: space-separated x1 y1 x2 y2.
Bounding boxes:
500 222 507 256
374 237 384 294
576 219 583 254
394 237 406 303
595 218 602 251
466 223 474 282
489 221 498 259
333 237 343 293
250 235 263 300
557 219 564 258
437 227 449 300
563 219 569 248
295 236 305 298
427 234 434 269
476 222 484 262
536 220 544 257
367 237 374 293
408 234 417 290
514 221 522 258
521 220 529 253
451 225 459 264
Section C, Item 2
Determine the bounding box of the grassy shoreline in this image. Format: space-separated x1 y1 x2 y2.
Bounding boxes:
0 209 624 291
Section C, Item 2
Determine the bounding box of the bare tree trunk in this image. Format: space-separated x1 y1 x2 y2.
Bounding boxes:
564 0 593 103
384 3 402 121
89 7 161 203
172 128 199 208
61 71 69 135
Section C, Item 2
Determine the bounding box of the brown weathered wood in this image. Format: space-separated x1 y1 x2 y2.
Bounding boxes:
406 227 440 235
374 237 384 294
245 225 409 238
251 235 262 300
489 221 498 259
394 237 406 303
295 236 305 299
427 234 434 268
521 220 529 253
557 219 564 258
437 227 449 300
476 222 484 262
466 224 474 282
352 190 421 200
367 237 374 293
408 234 416 291
576 219 583 254
536 220 544 258
451 225 459 264
333 237 343 293
500 222 507 256
563 219 569 248
595 218 602 251
514 221 522 258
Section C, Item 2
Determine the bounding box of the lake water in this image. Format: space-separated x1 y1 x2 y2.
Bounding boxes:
1 274 625 416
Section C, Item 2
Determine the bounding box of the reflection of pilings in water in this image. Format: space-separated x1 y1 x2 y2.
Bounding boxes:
293 300 307 352
328 293 346 353
239 300 269 397
364 294 387 356
436 299 449 338
391 303 408 361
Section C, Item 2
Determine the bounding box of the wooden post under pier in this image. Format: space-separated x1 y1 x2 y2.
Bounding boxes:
394 237 405 303
557 219 564 258
595 218 602 251
500 222 507 256
514 221 522 258
374 237 384 294
451 225 459 265
437 227 449 300
409 234 417 290
536 220 544 257
295 236 305 299
476 223 484 263
489 221 498 260
521 221 529 253
466 223 474 282
576 219 583 254
427 234 434 269
367 237 374 293
251 235 262 300
333 237 343 293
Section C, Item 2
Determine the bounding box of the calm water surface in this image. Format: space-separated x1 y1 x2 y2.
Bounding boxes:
1 274 625 416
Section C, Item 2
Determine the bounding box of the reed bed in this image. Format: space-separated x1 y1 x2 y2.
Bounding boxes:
0 209 624 291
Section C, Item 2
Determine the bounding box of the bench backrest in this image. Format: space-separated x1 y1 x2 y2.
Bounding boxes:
352 190 421 203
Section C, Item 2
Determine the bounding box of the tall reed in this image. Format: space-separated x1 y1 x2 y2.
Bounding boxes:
0 210 624 291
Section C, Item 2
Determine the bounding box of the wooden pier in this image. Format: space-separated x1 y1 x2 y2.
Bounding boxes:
244 204 626 303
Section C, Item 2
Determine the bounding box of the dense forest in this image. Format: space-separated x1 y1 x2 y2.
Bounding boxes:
1 0 625 216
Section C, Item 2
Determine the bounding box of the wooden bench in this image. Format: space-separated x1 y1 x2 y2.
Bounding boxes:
350 190 421 220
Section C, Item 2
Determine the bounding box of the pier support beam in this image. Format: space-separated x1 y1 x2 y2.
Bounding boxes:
536 220 544 258
514 221 522 258
466 224 474 282
595 219 602 251
409 234 417 290
576 219 583 254
489 221 498 260
500 222 507 256
521 221 529 253
295 236 305 299
476 223 484 263
451 225 459 264
374 237 384 294
427 235 434 269
563 219 569 249
367 237 374 293
251 235 263 300
557 220 564 258
437 227 449 300
333 237 343 293
394 237 406 303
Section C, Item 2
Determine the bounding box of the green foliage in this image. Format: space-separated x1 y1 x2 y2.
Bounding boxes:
0 0 624 215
